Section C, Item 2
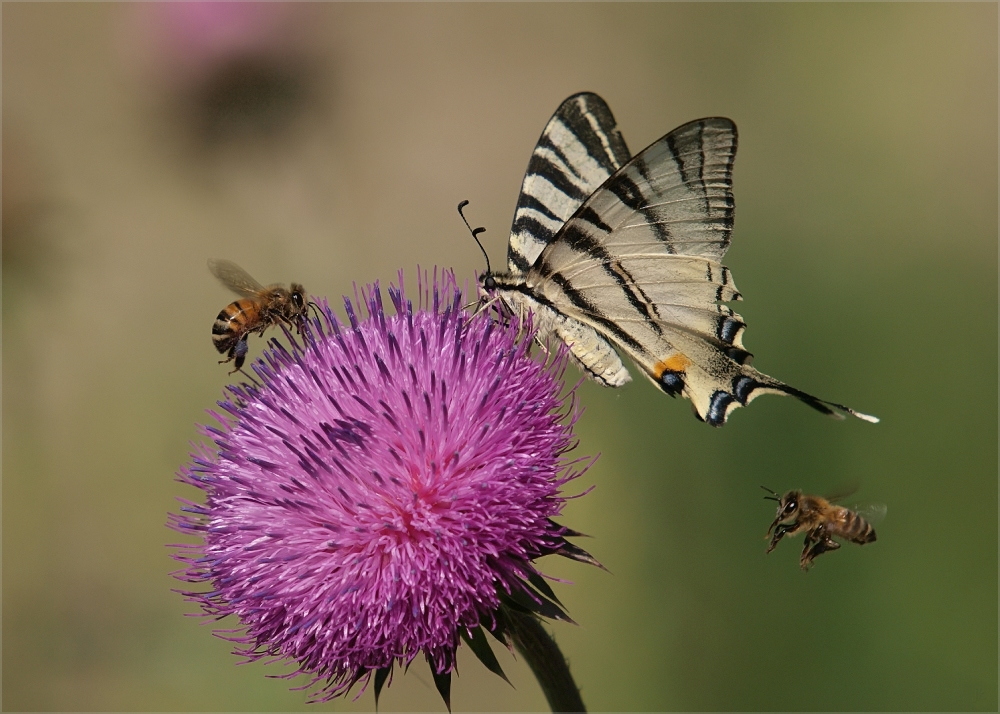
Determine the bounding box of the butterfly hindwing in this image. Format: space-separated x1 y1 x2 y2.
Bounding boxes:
487 95 877 426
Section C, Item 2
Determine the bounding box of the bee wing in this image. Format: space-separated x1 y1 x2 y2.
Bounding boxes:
209 259 266 298
824 483 860 504
848 502 888 526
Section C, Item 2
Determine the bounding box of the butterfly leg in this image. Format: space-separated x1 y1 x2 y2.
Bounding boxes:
532 333 551 357
462 296 507 338
515 301 532 345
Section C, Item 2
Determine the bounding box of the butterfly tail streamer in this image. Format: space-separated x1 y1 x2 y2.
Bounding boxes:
780 386 880 423
693 366 879 426
752 376 880 424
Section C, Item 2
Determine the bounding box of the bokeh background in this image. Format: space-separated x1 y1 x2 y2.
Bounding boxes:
3 4 996 711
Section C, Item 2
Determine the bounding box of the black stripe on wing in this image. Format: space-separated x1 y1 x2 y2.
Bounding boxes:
662 118 737 255
555 93 630 174
508 93 632 273
511 265 646 355
622 118 737 258
607 162 674 249
535 116 737 282
542 208 665 338
523 118 740 368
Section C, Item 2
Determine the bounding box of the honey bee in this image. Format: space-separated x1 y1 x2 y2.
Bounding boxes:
761 486 884 570
209 259 308 373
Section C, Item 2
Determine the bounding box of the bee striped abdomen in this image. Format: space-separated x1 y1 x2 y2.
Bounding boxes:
841 508 877 545
212 299 258 354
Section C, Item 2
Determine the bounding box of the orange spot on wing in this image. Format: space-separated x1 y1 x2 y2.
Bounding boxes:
653 353 692 377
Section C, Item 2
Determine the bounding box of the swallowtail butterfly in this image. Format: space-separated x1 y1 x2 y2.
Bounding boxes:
480 92 877 427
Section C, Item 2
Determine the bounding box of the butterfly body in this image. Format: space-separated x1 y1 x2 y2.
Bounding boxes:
487 272 631 387
481 93 877 426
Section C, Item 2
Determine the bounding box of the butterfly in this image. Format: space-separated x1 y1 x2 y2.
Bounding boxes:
479 92 878 427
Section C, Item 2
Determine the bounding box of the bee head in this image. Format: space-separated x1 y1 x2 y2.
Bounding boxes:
764 488 803 536
289 283 308 319
776 490 802 522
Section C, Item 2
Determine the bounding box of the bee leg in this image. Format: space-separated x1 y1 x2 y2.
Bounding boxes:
227 339 249 374
766 524 789 554
278 316 304 340
799 531 818 569
813 537 840 559
800 533 840 570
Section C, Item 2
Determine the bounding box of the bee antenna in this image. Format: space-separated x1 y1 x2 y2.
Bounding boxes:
458 200 491 274
307 300 324 324
761 485 780 501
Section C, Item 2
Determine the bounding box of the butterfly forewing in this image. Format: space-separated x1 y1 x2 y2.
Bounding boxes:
535 118 736 276
604 119 736 260
508 93 631 274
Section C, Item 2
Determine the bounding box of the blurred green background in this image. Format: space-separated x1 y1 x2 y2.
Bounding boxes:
3 4 996 711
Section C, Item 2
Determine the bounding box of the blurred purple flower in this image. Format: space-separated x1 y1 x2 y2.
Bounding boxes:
131 3 309 87
127 3 319 146
170 270 595 705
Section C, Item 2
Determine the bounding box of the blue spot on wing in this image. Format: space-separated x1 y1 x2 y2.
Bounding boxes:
658 371 685 397
706 390 735 426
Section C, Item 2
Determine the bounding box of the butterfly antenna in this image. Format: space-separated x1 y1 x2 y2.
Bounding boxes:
458 200 491 274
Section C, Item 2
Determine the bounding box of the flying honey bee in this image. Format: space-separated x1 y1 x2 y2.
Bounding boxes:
209 259 308 373
761 486 884 570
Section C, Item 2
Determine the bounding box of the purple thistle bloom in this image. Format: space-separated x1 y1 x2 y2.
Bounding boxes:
170 269 596 705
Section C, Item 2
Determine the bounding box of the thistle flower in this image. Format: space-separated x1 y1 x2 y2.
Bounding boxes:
170 270 597 708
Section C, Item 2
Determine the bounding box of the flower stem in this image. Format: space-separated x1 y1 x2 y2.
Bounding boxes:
506 608 586 712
